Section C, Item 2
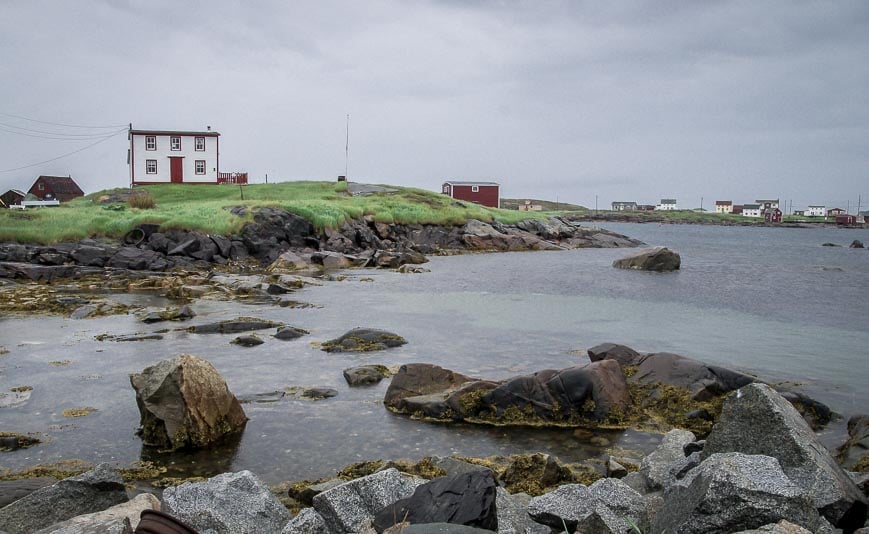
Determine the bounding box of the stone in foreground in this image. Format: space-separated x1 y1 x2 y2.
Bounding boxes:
163 470 291 534
652 453 821 534
321 328 407 352
527 478 647 534
613 246 681 271
703 383 867 530
34 492 160 533
0 464 128 534
373 470 498 532
281 508 327 534
130 354 248 450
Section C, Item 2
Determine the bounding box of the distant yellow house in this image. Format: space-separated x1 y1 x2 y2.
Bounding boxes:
519 200 543 211
715 200 733 214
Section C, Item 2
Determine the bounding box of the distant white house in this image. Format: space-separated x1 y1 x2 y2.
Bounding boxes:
742 203 762 217
755 199 779 210
656 198 677 211
714 200 733 214
612 201 638 211
806 205 826 217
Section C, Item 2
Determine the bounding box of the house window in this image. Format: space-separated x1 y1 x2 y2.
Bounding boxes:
38 182 44 190
170 136 181 151
145 136 156 150
146 160 157 174
195 160 206 175
195 137 205 151
471 185 479 192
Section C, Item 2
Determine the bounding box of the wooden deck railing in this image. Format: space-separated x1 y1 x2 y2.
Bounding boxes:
217 172 248 184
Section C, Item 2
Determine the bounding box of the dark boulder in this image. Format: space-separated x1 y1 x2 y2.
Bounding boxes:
385 364 476 413
778 390 834 430
703 383 867 530
106 247 169 271
70 244 112 267
630 352 754 401
0 464 127 534
613 246 681 271
186 317 283 334
321 328 407 352
373 470 498 532
231 334 264 347
274 325 310 340
850 240 864 249
344 365 392 386
587 342 645 366
129 354 248 450
141 305 196 324
838 415 869 465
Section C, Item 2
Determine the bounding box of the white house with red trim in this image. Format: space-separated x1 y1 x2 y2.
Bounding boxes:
128 127 247 186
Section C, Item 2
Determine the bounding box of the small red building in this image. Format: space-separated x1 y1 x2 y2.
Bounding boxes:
763 207 782 223
442 181 500 208
836 215 856 226
27 175 84 202
1 189 25 208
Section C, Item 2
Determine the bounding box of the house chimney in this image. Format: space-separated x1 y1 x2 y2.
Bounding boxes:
207 125 211 131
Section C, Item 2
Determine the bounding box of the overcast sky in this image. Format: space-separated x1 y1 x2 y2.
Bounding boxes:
1 1 867 210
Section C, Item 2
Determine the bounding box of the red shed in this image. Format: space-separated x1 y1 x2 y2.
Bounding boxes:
836 215 856 226
27 175 84 202
763 207 782 223
442 181 500 208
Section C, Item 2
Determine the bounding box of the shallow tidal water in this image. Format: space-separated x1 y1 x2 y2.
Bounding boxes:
1 222 868 484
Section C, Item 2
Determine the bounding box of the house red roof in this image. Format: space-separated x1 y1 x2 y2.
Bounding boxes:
34 175 84 196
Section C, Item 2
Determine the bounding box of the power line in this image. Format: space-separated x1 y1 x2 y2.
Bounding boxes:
0 121 124 137
0 129 126 173
0 111 127 129
0 125 125 141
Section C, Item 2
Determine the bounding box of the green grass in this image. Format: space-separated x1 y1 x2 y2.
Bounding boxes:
0 181 560 245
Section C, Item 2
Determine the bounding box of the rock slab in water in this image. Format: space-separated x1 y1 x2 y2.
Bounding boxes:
312 468 424 533
163 470 291 534
186 317 283 334
373 470 498 532
0 463 127 534
321 328 407 352
129 354 248 450
33 492 160 534
652 452 821 534
850 240 864 248
703 383 867 530
344 365 392 386
274 326 310 340
612 246 681 271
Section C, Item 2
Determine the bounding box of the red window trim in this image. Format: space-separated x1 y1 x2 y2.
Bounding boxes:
194 137 205 151
195 160 206 175
145 135 156 151
146 159 157 174
170 136 181 151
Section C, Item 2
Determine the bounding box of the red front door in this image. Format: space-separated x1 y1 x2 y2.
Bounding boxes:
170 157 183 183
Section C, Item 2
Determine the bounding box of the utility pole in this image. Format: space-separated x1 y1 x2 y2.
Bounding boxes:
345 114 350 181
265 173 268 184
701 196 704 212
858 194 862 215
595 195 598 215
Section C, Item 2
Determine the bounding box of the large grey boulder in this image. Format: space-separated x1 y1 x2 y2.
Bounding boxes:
0 464 128 534
163 470 291 534
495 489 549 534
312 468 424 533
527 478 647 533
281 508 326 534
652 453 821 534
640 429 696 491
130 354 248 451
704 383 867 530
34 493 160 534
612 246 681 271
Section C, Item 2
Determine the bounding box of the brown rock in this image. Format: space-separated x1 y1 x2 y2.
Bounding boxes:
384 363 475 412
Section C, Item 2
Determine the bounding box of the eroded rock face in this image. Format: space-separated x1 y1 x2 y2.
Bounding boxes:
631 352 755 401
613 246 681 271
703 383 867 530
130 354 248 450
384 364 476 413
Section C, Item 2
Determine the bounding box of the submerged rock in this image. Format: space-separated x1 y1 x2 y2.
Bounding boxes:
140 305 196 323
321 328 407 352
129 354 248 451
344 365 392 386
231 334 264 347
274 325 310 340
186 317 283 334
613 246 681 271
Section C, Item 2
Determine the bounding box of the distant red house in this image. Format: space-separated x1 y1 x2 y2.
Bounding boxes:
442 181 500 208
763 207 782 223
836 215 857 226
27 175 84 202
732 205 744 215
1 189 25 208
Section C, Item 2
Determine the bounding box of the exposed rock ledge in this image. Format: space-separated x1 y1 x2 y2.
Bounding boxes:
0 210 643 280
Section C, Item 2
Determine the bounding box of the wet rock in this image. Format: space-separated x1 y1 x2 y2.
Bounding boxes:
163 470 291 534
281 507 327 534
501 453 573 495
587 342 645 366
613 246 681 271
69 305 99 319
850 240 864 248
0 464 128 534
606 457 628 478
291 480 347 507
344 365 392 386
703 383 867 530
431 457 492 478
778 390 834 430
112 333 164 342
640 429 697 492
652 453 822 534
312 468 424 533
140 305 196 323
106 247 169 271
237 391 286 404
302 387 338 400
274 325 310 340
822 242 841 247
396 264 431 274
69 244 111 267
321 328 407 352
130 354 248 450
34 492 160 533
186 316 283 334
0 262 102 282
231 334 264 347
373 470 498 532
385 364 476 413
839 415 869 465
631 352 754 401
373 250 428 269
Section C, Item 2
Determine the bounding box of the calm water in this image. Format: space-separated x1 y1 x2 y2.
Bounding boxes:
1 223 868 483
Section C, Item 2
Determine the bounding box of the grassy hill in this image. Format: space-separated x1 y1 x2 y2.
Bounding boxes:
500 198 586 211
0 181 563 244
